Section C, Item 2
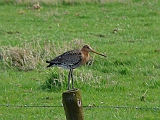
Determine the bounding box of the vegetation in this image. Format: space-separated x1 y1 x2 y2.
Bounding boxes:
0 0 160 119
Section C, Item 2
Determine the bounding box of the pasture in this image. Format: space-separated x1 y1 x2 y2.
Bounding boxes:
0 0 160 119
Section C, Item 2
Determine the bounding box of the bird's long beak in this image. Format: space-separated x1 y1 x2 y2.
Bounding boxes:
91 50 106 57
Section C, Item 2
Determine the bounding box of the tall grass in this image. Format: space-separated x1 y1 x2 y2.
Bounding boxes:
0 39 84 71
0 0 131 5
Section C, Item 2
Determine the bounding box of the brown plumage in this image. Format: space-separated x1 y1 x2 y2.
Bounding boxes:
46 45 106 90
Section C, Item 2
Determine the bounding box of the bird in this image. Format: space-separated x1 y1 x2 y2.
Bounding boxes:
46 45 106 90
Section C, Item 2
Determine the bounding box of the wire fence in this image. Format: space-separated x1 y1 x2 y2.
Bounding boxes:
0 104 159 111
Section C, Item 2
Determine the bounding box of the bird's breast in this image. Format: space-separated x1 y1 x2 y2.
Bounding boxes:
81 51 89 64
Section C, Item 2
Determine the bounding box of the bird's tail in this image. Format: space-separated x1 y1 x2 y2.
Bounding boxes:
46 61 54 67
46 60 50 63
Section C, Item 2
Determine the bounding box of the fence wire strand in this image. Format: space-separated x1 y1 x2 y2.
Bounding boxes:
0 104 159 111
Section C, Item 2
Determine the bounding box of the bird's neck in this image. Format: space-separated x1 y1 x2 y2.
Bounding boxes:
81 51 89 64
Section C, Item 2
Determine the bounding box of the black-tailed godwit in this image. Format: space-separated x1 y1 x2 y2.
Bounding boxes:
46 45 106 90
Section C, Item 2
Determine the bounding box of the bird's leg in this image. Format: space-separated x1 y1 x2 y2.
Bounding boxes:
70 69 74 89
68 69 71 90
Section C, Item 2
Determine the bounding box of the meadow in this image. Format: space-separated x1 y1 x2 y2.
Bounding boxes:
0 0 160 119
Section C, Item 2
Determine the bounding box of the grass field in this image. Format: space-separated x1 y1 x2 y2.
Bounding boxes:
0 0 160 119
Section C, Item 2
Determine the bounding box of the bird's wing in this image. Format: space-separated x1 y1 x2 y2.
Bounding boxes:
48 50 82 65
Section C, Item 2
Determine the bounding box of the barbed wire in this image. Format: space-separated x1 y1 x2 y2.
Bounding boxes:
0 104 159 111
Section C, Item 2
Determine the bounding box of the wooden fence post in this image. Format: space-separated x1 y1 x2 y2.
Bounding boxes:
62 89 84 120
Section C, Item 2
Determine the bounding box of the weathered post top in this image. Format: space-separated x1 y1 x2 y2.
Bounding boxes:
62 89 84 120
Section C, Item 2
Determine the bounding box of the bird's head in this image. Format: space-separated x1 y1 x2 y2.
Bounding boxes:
81 45 106 57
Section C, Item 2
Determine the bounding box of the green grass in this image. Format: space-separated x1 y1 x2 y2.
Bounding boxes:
0 0 160 119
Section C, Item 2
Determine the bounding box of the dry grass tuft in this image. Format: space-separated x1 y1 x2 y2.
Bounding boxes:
0 39 84 71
